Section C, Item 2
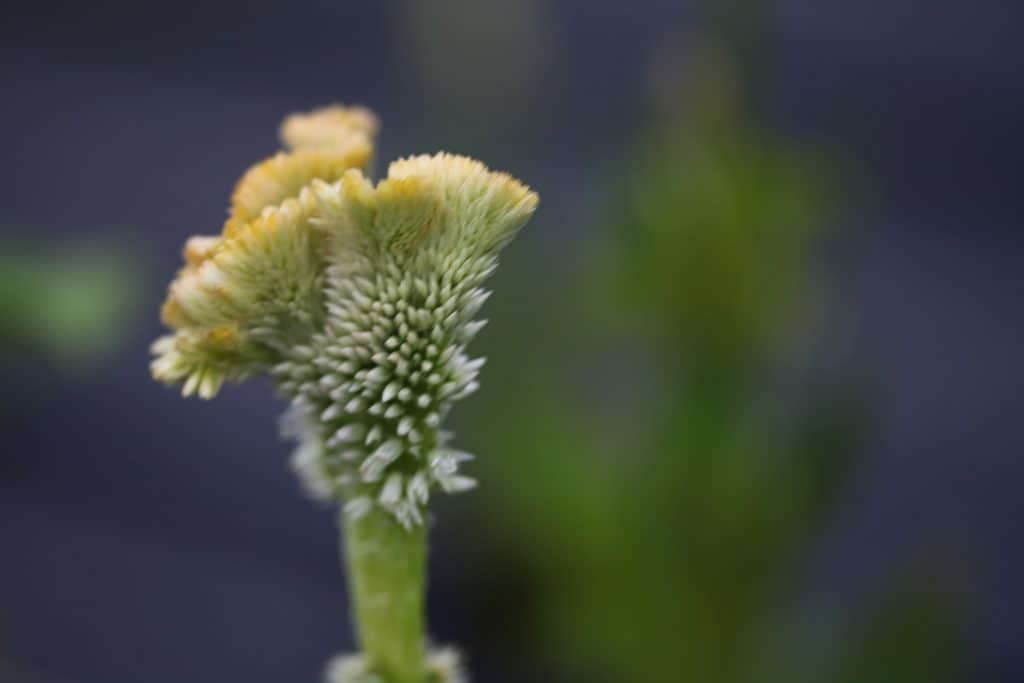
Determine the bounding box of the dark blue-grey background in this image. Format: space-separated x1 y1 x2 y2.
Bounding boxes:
1 1 1021 682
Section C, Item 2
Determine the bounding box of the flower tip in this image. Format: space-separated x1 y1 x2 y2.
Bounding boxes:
183 235 221 267
374 174 443 250
279 104 379 153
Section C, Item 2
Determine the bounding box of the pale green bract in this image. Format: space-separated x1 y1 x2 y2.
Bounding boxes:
325 648 466 683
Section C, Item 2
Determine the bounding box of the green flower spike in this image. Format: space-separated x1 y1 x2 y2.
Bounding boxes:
151 105 537 683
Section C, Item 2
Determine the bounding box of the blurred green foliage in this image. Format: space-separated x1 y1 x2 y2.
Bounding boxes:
0 239 140 371
449 31 963 683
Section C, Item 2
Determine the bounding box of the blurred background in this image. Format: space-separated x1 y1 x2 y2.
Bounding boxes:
1 1 1021 681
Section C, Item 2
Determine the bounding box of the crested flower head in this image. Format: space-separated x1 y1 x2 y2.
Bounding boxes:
152 105 537 527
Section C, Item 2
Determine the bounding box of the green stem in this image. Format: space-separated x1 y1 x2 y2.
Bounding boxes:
343 505 428 683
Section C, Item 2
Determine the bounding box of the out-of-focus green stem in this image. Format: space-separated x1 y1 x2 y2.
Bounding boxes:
343 506 428 683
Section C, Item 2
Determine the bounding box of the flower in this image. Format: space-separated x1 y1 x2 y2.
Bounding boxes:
152 105 537 527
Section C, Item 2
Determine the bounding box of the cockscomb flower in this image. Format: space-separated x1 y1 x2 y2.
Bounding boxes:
153 106 536 526
151 104 536 683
